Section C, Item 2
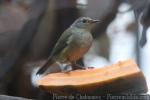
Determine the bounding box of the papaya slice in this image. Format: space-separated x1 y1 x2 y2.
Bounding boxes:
37 59 148 95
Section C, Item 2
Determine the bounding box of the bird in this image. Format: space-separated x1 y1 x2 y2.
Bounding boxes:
36 17 99 75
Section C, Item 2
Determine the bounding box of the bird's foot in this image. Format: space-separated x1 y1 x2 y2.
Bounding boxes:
72 64 94 70
81 66 95 70
86 66 95 69
72 64 85 70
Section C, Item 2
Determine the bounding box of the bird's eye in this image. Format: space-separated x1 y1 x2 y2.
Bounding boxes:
82 19 88 23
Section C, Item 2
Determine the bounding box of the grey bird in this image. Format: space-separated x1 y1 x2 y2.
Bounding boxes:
36 17 99 75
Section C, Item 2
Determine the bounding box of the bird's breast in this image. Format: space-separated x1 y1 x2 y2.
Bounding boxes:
64 31 93 62
74 31 93 47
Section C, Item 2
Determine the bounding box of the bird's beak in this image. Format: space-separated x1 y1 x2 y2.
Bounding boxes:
91 20 100 23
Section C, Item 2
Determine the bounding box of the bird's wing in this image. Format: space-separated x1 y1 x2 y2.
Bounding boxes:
49 28 73 58
36 28 73 75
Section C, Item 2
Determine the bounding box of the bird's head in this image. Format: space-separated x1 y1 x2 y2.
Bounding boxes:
71 17 100 30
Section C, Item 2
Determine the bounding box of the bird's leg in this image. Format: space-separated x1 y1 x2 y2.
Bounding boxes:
72 61 86 70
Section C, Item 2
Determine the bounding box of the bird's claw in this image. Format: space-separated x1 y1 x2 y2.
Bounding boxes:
86 66 95 69
72 63 94 70
81 66 95 70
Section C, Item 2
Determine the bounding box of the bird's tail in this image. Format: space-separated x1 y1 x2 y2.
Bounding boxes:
31 67 44 87
140 26 148 47
36 59 54 75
